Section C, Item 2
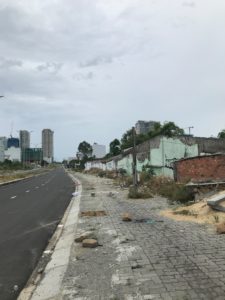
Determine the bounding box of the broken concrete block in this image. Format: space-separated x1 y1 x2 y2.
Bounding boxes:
80 210 107 217
216 222 225 234
75 231 93 243
122 213 132 222
82 239 98 248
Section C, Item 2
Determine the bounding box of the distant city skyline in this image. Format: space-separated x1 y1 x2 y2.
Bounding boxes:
0 128 54 163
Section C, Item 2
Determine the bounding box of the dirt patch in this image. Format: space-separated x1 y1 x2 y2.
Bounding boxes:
80 210 107 217
161 199 225 225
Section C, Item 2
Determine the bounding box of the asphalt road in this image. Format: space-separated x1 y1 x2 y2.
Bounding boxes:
0 167 74 300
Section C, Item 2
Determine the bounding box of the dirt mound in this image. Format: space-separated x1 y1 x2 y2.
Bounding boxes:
161 199 225 225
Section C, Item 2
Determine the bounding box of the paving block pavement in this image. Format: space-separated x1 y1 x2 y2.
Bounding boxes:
58 173 225 300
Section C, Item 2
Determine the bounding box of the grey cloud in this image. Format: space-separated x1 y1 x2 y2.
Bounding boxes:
0 57 23 69
37 62 63 74
72 72 94 80
79 56 113 68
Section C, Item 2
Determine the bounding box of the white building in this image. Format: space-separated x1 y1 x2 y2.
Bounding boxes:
92 143 106 158
5 147 21 162
0 137 7 162
42 129 54 163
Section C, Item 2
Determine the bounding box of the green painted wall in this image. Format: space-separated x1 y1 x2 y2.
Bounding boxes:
117 137 198 177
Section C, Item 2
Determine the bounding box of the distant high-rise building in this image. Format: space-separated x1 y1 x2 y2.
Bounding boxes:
0 137 7 150
135 120 158 135
20 130 30 149
0 137 7 162
92 143 106 158
7 137 19 148
42 129 54 163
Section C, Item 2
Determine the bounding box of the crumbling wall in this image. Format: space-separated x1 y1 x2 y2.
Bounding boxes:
175 154 225 183
179 136 225 154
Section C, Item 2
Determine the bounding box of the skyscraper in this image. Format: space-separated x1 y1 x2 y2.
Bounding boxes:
20 130 30 149
42 129 54 163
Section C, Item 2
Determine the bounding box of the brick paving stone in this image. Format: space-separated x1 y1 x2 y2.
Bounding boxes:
61 173 225 300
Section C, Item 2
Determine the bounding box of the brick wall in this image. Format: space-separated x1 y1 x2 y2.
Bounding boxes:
175 154 225 183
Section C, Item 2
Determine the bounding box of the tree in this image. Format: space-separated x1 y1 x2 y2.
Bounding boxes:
218 129 225 138
78 141 92 158
120 128 133 150
160 121 184 137
109 139 121 156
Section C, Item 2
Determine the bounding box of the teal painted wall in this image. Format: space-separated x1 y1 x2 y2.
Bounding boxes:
117 137 198 177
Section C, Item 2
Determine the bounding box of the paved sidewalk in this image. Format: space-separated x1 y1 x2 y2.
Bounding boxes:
59 173 225 300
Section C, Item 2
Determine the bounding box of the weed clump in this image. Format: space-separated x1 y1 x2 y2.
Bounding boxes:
128 174 194 203
128 186 153 199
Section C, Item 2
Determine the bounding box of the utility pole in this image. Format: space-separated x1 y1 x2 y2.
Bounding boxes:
132 127 138 187
187 126 194 135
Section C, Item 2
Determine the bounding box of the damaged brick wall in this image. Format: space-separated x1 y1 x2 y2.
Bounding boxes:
175 154 225 183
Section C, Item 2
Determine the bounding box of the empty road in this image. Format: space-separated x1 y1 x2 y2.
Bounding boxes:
0 167 74 300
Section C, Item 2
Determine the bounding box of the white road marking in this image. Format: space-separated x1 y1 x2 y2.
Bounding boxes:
35 186 39 189
26 190 30 193
10 196 17 199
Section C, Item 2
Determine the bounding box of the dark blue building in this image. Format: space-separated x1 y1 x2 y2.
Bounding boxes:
7 137 19 148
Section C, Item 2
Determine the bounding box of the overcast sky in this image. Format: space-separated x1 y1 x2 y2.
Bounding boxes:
0 0 225 160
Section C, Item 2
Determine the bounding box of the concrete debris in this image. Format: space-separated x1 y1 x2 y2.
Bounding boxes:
80 210 107 217
75 231 95 243
13 285 19 292
72 192 79 197
82 239 98 248
122 213 132 222
108 192 117 198
37 268 44 274
43 250 52 255
216 222 225 234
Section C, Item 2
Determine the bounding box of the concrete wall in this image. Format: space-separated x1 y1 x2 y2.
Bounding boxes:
85 136 225 179
5 147 21 162
175 154 225 183
117 136 198 177
86 160 106 171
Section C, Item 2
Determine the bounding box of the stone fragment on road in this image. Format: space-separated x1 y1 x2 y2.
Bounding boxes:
75 231 95 242
80 210 107 217
122 212 132 221
82 239 98 248
216 222 225 234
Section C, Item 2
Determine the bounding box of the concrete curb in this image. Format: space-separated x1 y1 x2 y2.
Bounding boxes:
18 172 82 300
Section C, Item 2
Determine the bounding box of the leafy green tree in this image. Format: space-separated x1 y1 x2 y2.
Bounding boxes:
121 128 133 150
160 121 184 137
78 141 92 157
109 139 121 156
218 129 225 138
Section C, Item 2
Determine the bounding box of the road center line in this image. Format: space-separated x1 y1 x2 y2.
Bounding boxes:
10 196 17 199
26 190 30 193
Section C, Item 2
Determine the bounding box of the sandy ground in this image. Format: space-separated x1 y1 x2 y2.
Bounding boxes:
160 197 225 225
